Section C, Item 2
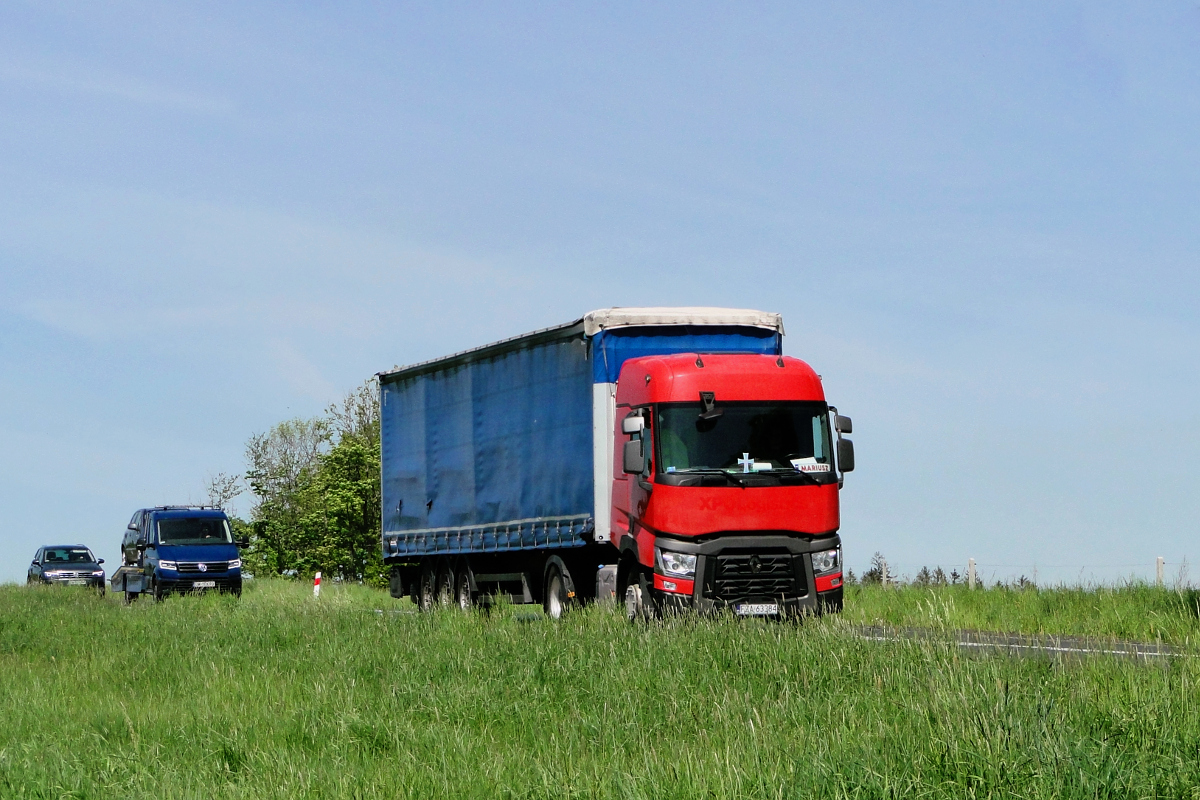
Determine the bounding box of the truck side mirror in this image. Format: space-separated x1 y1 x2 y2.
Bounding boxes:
837 438 855 472
623 440 644 474
622 415 644 435
834 415 852 434
237 538 249 549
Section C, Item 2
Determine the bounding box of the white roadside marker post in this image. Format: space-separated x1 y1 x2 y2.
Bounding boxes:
968 558 976 590
314 571 321 598
881 558 889 588
1157 557 1164 587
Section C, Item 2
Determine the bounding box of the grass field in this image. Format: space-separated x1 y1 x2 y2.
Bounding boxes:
841 582 1200 646
1 580 1197 799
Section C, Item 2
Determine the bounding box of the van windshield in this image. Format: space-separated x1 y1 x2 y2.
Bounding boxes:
657 401 834 482
157 518 232 545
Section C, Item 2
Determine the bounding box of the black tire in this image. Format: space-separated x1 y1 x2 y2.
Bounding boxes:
417 560 436 612
454 566 472 610
152 578 165 603
435 560 455 608
123 589 137 606
622 563 658 622
543 562 573 619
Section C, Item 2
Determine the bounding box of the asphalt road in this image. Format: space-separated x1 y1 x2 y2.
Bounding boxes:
856 626 1187 662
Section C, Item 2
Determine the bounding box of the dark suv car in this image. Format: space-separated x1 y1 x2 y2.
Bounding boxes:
28 545 106 594
115 507 244 601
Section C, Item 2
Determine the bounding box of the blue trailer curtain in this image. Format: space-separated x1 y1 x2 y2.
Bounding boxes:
381 335 593 535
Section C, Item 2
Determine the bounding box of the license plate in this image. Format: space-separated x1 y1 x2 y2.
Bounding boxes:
735 602 779 616
193 581 216 589
67 579 88 586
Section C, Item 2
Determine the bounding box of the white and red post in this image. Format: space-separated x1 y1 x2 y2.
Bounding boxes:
313 571 321 598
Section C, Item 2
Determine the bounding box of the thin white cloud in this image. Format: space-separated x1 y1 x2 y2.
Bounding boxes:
0 61 233 116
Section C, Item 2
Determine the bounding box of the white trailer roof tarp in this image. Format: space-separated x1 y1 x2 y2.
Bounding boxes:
581 307 784 337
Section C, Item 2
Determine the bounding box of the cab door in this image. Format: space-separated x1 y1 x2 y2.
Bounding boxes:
613 405 655 565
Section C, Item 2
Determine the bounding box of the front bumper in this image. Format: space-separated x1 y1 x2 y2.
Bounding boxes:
156 574 242 593
652 532 843 616
41 575 105 589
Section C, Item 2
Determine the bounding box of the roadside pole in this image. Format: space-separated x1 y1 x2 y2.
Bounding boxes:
314 571 321 598
1157 557 1164 587
968 558 976 590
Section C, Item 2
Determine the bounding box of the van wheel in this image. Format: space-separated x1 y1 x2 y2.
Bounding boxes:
417 561 436 612
543 563 573 619
454 567 472 610
435 560 455 607
123 589 137 606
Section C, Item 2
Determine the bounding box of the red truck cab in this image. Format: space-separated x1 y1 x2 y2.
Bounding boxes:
611 353 850 617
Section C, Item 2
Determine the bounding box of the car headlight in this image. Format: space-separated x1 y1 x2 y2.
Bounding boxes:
43 570 61 578
811 548 841 575
92 570 104 576
158 560 178 571
228 558 241 569
655 547 696 578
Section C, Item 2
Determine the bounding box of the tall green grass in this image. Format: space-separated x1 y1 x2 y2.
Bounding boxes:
843 583 1200 645
0 580 1196 798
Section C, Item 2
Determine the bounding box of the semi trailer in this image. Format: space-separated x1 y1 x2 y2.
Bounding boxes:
380 307 853 618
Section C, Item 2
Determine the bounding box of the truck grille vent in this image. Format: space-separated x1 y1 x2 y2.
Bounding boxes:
708 552 804 601
177 561 229 573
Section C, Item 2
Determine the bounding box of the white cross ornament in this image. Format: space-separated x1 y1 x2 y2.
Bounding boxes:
738 453 754 473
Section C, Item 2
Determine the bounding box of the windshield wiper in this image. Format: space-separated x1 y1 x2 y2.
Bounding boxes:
669 468 748 487
752 468 822 485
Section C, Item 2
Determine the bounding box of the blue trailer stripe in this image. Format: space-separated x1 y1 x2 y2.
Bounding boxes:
590 326 781 384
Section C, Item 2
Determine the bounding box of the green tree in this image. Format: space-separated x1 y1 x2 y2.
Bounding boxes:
240 379 382 584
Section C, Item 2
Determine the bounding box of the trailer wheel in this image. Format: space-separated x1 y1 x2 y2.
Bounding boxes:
435 560 455 607
417 561 436 612
453 566 473 610
543 562 574 619
123 588 137 606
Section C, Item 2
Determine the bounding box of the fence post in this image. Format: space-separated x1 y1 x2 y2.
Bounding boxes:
968 558 976 590
1157 557 1164 587
881 558 889 588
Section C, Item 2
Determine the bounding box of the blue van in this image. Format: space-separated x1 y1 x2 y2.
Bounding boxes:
112 506 245 602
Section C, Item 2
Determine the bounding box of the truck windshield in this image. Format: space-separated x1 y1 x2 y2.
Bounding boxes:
157 518 232 545
657 401 833 481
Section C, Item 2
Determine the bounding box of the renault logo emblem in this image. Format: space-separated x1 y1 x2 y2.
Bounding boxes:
198 563 207 572
749 555 761 574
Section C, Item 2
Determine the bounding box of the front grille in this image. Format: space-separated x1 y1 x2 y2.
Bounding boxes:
47 571 93 580
706 551 806 601
178 561 229 573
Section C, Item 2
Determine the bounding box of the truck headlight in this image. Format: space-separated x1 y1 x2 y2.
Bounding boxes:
159 560 178 571
655 548 696 578
228 558 241 570
811 548 841 575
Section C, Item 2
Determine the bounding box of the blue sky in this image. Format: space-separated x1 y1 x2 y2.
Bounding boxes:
2 2 1197 584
